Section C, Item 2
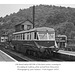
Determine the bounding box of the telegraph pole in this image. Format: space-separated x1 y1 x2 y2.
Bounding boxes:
33 5 35 28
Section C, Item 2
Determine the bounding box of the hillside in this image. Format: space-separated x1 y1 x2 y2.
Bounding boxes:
0 5 75 39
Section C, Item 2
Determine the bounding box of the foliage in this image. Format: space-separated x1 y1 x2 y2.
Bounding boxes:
0 5 75 38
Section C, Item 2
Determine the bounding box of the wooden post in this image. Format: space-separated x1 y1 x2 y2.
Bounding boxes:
33 5 35 28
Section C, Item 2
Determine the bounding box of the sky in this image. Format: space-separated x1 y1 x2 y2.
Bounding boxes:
0 4 33 17
0 4 75 17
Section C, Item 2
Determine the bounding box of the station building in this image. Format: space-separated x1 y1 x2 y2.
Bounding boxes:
15 19 33 32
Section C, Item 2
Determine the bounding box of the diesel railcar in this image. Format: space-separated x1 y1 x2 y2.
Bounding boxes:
10 27 58 57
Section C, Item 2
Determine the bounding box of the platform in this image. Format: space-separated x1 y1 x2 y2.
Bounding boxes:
56 50 75 61
58 50 75 56
0 50 17 62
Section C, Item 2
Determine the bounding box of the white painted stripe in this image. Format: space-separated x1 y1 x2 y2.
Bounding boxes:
58 50 75 56
0 50 17 62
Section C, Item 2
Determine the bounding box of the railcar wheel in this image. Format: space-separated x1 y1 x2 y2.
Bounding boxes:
43 50 53 58
33 51 37 57
37 51 42 58
10 45 15 50
14 45 18 51
28 50 31 55
43 51 48 58
26 50 29 55
24 49 27 54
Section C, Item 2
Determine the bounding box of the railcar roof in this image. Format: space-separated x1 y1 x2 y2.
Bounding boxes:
13 27 55 34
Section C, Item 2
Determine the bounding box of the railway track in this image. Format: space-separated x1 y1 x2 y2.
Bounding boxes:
1 48 35 61
0 47 63 61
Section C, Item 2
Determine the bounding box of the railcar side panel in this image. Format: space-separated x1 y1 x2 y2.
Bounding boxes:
11 40 57 53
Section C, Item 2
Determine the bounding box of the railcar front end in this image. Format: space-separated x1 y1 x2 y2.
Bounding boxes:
33 30 58 55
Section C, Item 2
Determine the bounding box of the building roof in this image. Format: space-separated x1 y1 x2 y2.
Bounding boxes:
15 19 33 26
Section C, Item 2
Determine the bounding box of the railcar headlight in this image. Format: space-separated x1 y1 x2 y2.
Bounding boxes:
40 46 47 48
40 46 45 48
49 46 54 48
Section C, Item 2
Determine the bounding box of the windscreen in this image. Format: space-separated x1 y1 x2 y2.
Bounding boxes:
38 31 47 40
38 31 55 40
48 32 55 40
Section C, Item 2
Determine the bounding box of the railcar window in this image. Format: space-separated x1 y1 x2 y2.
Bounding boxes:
38 31 47 40
19 34 21 40
24 33 25 40
36 32 38 39
23 33 25 40
48 32 55 39
29 33 31 40
34 32 36 39
16 35 18 40
31 32 34 40
48 34 55 39
30 33 31 40
14 32 38 40
21 34 23 40
27 33 30 40
30 32 38 40
25 33 27 40
22 34 24 40
34 32 38 40
18 34 20 40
